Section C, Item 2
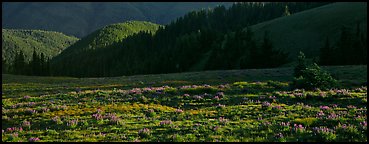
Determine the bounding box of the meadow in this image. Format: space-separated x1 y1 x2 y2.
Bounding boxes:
1 65 367 142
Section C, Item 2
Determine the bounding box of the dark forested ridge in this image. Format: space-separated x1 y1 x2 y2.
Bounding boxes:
50 2 334 77
2 2 233 38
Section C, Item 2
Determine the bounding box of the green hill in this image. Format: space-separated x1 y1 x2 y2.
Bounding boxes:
53 21 161 58
51 21 161 76
2 29 79 63
2 2 232 37
249 2 367 60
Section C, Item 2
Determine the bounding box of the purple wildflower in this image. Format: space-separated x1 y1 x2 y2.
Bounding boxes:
335 89 350 95
183 94 190 97
312 126 333 134
320 106 330 110
6 127 13 132
29 137 40 142
275 133 284 139
67 119 78 127
319 92 326 97
316 111 325 118
280 122 290 127
138 128 150 137
191 85 198 88
330 104 338 108
105 113 121 124
327 112 338 119
218 85 226 89
52 116 60 122
293 124 305 132
272 105 283 111
148 109 155 113
347 105 357 109
218 117 228 124
262 101 271 108
92 113 103 120
159 120 172 125
22 121 31 129
259 95 266 100
24 95 31 99
217 103 225 108
175 109 183 113
213 126 219 131
294 92 304 98
193 95 203 100
215 92 225 98
41 107 50 112
28 102 36 107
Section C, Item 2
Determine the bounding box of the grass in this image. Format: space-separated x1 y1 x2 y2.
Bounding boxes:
1 65 367 142
250 2 367 60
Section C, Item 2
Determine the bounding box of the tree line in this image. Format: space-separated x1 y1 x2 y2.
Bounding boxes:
2 50 50 76
319 22 367 66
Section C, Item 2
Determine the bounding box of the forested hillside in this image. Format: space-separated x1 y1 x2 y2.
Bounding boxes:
50 2 331 77
2 29 78 74
50 21 161 76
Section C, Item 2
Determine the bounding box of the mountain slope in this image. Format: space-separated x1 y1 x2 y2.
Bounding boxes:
2 29 78 63
2 2 232 37
53 21 161 58
249 2 367 60
49 2 334 77
50 21 161 76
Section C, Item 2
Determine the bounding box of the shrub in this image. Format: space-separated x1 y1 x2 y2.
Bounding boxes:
293 63 337 90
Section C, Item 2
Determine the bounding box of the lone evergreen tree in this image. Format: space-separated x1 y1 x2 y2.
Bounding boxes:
283 5 291 16
294 51 307 78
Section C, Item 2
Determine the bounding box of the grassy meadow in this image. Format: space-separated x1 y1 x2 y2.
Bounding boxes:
1 65 367 142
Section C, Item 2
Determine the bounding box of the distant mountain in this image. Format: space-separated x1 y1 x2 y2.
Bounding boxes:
2 2 232 38
249 2 367 60
2 29 78 63
51 21 161 76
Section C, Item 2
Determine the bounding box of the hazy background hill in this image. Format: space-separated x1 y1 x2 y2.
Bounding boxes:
2 29 78 63
2 2 232 38
250 2 367 60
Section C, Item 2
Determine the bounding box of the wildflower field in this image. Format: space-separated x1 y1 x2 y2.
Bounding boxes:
1 65 367 142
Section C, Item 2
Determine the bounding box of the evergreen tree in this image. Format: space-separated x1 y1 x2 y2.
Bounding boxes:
319 37 332 65
13 51 26 75
283 5 291 16
2 58 7 73
31 50 39 75
294 51 307 78
40 53 46 76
